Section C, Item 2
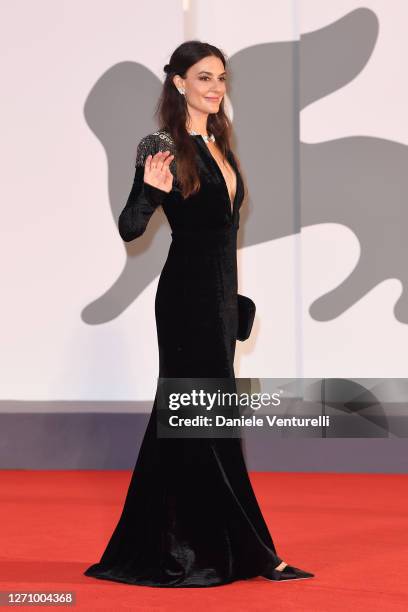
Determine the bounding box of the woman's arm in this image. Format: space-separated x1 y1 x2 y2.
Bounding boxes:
118 135 170 242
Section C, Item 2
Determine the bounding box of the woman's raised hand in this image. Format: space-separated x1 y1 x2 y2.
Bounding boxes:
144 150 175 193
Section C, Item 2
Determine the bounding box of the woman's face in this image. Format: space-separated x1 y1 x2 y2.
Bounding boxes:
175 56 227 115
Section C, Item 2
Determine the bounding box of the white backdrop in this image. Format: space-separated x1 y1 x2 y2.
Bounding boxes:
1 0 407 407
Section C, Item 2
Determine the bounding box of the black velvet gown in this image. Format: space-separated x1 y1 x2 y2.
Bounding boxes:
83 130 283 587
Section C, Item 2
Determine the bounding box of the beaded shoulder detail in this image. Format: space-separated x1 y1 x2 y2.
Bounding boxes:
135 130 176 173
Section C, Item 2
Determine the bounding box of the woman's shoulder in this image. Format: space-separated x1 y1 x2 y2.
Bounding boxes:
136 130 176 167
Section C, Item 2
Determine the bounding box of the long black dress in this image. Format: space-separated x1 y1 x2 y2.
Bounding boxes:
83 130 283 587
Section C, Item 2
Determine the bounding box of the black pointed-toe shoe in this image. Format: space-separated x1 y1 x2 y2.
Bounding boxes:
261 563 315 582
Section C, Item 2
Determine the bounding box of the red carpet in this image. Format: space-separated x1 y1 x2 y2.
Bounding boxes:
0 471 407 611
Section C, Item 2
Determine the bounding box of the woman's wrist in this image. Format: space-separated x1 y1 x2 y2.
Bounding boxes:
143 181 170 207
143 180 171 194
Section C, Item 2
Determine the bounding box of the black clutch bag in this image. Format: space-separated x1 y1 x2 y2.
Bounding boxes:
237 293 256 341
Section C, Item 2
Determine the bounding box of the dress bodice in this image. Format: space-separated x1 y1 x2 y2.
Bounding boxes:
118 130 244 242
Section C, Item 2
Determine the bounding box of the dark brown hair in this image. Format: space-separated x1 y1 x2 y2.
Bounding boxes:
152 40 243 200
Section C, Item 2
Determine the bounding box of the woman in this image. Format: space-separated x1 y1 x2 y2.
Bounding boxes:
84 41 314 587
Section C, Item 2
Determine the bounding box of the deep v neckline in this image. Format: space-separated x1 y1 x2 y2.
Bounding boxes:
194 135 238 218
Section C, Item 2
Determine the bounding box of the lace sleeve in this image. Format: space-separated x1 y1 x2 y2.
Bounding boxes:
135 131 177 174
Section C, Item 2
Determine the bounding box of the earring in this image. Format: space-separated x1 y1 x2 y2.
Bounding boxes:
177 87 185 95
